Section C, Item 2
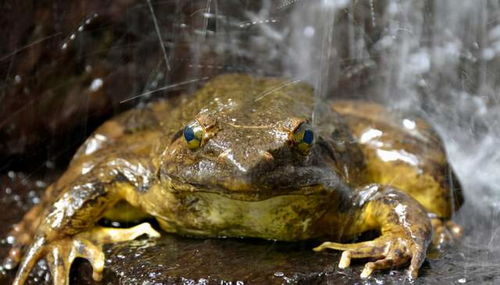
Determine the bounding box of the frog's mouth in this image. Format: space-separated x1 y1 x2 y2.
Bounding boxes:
164 166 350 201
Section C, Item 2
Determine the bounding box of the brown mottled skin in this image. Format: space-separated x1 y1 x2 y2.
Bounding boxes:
7 74 462 284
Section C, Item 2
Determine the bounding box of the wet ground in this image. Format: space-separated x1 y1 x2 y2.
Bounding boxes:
0 171 499 285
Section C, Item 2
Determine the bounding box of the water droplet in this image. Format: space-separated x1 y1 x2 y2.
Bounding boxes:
304 26 315 37
3 258 15 270
403 119 416 130
482 48 495 60
89 78 103 92
45 160 55 169
5 235 16 245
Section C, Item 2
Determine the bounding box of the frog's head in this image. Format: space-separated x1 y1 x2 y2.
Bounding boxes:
160 74 349 199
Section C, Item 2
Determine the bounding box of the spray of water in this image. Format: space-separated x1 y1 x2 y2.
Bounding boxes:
282 0 500 210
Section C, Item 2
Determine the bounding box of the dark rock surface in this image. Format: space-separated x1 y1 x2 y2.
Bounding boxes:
0 0 264 167
99 233 500 285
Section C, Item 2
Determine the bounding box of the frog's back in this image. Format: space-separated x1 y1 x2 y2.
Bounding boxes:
333 101 463 218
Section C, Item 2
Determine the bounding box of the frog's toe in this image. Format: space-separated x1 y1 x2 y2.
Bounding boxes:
314 233 426 279
12 235 105 285
12 223 160 285
81 222 161 243
45 238 105 284
431 218 463 248
314 241 386 269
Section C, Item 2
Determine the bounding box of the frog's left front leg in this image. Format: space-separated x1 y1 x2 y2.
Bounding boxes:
12 157 160 285
40 223 160 283
314 184 432 279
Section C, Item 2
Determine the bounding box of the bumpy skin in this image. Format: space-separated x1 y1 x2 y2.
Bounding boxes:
331 101 463 219
6 74 462 284
332 101 464 246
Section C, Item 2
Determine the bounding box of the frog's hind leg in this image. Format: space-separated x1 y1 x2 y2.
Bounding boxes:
13 223 160 285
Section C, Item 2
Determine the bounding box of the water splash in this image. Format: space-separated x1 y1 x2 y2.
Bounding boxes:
283 0 500 213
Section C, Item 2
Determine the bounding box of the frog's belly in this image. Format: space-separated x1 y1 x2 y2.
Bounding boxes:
147 191 333 241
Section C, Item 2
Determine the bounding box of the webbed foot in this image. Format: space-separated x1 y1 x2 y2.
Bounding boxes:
431 218 463 248
314 228 426 279
12 222 160 285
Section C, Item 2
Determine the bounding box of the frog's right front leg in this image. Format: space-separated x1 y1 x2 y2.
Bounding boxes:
11 156 160 285
315 184 432 279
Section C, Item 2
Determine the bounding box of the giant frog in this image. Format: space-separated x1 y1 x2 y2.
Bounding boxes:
6 74 463 284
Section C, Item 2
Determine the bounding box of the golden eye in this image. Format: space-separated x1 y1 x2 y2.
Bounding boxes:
292 123 314 153
183 120 204 149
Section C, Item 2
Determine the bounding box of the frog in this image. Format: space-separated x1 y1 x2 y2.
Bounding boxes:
5 74 463 284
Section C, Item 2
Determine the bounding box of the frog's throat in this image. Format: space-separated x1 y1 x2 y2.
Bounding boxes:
162 175 351 202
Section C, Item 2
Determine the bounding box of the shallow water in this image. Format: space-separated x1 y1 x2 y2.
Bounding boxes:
1 0 500 284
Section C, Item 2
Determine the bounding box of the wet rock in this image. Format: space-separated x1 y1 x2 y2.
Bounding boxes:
95 229 500 284
103 237 348 284
0 0 185 166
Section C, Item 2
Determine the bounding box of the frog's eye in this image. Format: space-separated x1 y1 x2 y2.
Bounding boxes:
183 120 204 149
292 123 314 154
